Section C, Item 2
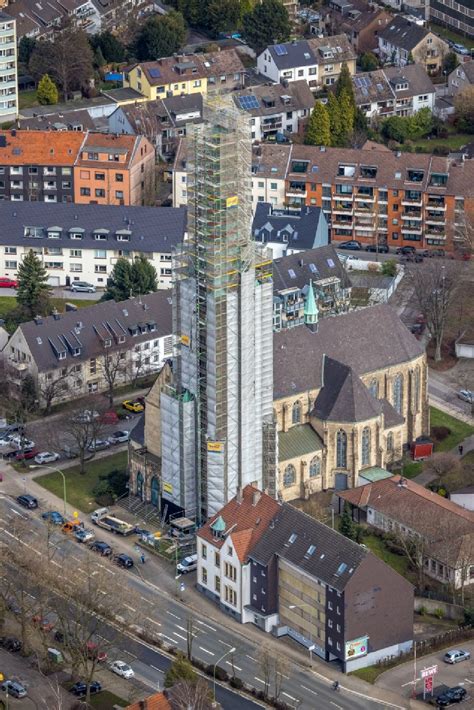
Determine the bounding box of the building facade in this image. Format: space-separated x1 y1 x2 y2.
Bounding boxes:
378 17 449 74
430 0 474 39
0 13 17 124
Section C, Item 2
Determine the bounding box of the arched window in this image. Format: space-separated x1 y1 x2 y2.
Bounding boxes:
387 432 393 452
283 464 296 487
309 457 321 478
392 373 403 415
336 430 347 468
369 379 378 399
413 368 420 411
292 400 302 424
361 427 371 466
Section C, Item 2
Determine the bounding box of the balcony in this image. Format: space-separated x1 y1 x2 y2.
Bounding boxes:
401 226 422 235
332 220 353 229
425 214 445 224
355 194 375 202
354 207 375 217
425 228 445 238
286 188 307 198
426 200 446 211
402 198 423 207
402 213 422 221
332 206 353 215
354 224 375 231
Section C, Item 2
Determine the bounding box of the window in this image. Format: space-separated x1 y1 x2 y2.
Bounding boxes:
328 619 333 628
413 367 420 411
70 264 82 272
95 265 107 273
309 457 320 478
215 576 221 593
95 249 106 259
80 187 91 196
224 562 237 581
224 586 237 607
292 400 301 424
361 427 371 466
283 464 296 487
387 432 393 452
5 260 17 269
95 173 105 181
337 430 347 468
215 552 220 566
4 246 16 254
392 373 403 414
70 249 82 258
227 545 233 556
201 568 208 585
201 543 207 559
115 191 124 200
95 189 106 198
115 173 124 182
369 379 378 399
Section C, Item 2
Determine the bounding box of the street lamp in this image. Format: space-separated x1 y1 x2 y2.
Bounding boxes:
29 464 67 517
213 646 236 701
289 603 316 665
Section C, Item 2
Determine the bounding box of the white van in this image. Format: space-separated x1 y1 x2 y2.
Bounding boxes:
177 554 198 574
91 507 109 523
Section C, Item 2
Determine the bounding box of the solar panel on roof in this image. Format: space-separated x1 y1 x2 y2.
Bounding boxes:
148 68 161 78
376 83 384 91
238 95 260 110
274 44 288 56
362 87 368 97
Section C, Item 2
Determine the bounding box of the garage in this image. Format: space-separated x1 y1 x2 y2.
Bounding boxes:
47 276 60 287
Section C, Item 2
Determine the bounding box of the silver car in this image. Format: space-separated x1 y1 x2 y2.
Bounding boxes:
457 389 473 403
70 281 96 293
444 649 471 664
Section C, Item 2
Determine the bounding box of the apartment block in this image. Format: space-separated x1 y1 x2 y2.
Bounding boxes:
430 0 474 39
0 13 17 124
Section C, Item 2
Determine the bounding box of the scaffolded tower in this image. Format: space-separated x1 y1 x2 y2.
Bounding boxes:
160 96 275 521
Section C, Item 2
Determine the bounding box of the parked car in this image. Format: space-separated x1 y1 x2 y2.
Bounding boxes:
70 281 96 293
86 641 107 662
109 660 135 679
122 399 145 413
32 615 55 632
87 439 111 452
101 410 119 424
41 511 65 526
0 637 21 652
0 680 27 698
73 409 99 423
0 277 18 289
62 445 79 459
457 390 473 404
70 680 102 696
9 436 34 449
34 451 60 464
113 553 134 569
365 244 389 253
401 252 424 263
443 649 471 664
453 42 469 55
89 541 113 556
177 554 198 574
74 528 95 543
16 494 38 509
54 630 65 643
337 240 361 251
109 430 130 444
435 686 467 706
15 448 39 461
396 246 416 255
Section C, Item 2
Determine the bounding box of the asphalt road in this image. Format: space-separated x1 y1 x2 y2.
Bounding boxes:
0 495 408 710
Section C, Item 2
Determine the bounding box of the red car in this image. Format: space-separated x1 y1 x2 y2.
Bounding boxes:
15 448 39 461
86 641 107 662
100 410 119 424
0 277 18 289
32 615 55 632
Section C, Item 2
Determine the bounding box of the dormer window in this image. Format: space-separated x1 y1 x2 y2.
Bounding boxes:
429 173 448 187
148 321 157 332
407 169 424 183
104 338 112 348
118 334 125 344
116 230 131 242
94 229 109 241
69 228 84 240
360 166 377 179
338 164 356 177
129 325 138 336
24 226 44 238
72 347 81 357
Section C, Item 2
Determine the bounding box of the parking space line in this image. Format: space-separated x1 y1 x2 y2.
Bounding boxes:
196 619 216 631
173 632 186 641
301 684 318 696
166 611 180 620
150 665 164 673
124 603 136 612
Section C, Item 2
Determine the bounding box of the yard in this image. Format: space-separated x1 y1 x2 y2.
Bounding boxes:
430 406 474 452
0 296 97 327
429 21 473 50
35 450 128 513
18 89 39 110
362 532 415 582
401 132 472 153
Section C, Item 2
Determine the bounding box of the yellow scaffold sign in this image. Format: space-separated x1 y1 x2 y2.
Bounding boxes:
207 441 224 452
226 196 239 209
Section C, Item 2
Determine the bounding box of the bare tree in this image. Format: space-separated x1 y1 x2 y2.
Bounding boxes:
422 452 460 487
38 368 73 414
273 652 291 702
259 645 272 699
166 678 215 710
406 261 460 361
388 528 430 587
186 615 203 661
61 400 107 474
98 348 128 407
453 211 474 258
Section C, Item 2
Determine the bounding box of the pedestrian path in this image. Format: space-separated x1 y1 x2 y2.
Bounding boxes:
413 433 474 486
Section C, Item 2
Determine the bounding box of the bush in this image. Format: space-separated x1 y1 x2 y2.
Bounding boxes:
431 425 451 442
381 259 397 277
214 666 228 682
418 605 427 616
433 607 444 619
230 676 243 689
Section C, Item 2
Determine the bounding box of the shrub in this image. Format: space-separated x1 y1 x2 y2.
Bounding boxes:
214 666 228 682
433 607 444 619
418 605 427 616
431 425 451 442
230 676 244 689
437 487 447 497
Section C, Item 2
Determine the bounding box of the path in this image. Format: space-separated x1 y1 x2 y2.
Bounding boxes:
413 433 474 486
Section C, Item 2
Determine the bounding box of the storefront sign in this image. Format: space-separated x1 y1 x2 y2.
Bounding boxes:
345 636 368 660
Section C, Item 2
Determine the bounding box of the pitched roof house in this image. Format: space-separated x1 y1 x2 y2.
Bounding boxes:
378 16 449 74
252 202 328 258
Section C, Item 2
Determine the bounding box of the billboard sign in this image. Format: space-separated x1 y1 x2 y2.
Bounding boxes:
421 665 437 679
345 636 368 660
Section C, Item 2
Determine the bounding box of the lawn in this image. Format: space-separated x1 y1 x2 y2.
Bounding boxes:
430 406 474 452
0 295 97 321
18 89 39 110
403 132 472 153
395 459 422 479
89 690 127 708
362 533 414 581
429 21 473 49
35 450 128 513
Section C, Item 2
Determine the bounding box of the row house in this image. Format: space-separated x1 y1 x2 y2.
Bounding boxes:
0 201 186 288
7 0 100 39
256 35 356 91
377 16 449 75
196 485 414 672
4 291 173 407
0 130 155 207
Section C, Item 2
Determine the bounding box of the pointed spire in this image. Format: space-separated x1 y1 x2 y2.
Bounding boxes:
304 280 319 326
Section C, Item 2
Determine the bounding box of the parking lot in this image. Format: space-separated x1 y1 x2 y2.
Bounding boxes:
0 648 75 709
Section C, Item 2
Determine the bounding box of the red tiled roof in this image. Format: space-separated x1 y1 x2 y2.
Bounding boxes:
0 130 85 165
125 692 171 710
198 485 281 563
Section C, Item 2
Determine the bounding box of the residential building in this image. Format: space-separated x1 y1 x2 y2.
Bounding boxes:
378 16 449 74
448 60 474 94
124 49 245 101
430 0 474 39
233 81 314 142
450 486 474 511
337 475 474 590
74 133 155 206
0 130 155 206
108 94 203 160
18 109 97 132
272 245 352 330
321 0 392 54
196 486 414 672
6 0 100 39
4 291 174 407
0 201 186 288
354 65 436 121
256 35 356 90
252 202 328 258
0 13 17 124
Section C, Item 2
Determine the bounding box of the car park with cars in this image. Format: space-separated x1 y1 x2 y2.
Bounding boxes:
0 680 27 698
34 451 60 464
435 686 467 706
70 680 102 696
109 430 130 444
443 649 471 664
41 511 65 525
32 615 55 632
16 494 38 509
89 541 113 556
113 553 134 569
14 448 39 461
74 528 95 543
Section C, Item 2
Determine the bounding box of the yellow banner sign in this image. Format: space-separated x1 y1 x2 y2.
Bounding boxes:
207 441 223 452
181 334 190 346
163 482 173 494
226 196 239 209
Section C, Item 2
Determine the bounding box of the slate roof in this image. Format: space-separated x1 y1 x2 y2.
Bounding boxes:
197 485 280 563
272 244 351 293
380 399 405 428
267 39 317 70
384 64 436 99
252 203 326 251
130 414 145 447
18 109 96 132
116 94 203 137
249 502 368 592
452 61 474 84
378 16 428 51
233 80 314 117
266 34 355 70
130 49 245 87
313 356 382 423
352 69 394 105
0 202 186 255
278 424 323 462
251 143 292 180
273 304 424 399
17 290 173 373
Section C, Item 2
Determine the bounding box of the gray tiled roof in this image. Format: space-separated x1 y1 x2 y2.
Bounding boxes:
18 109 96 132
273 304 424 399
379 16 427 51
233 81 314 117
384 64 436 99
130 413 145 446
272 244 351 292
18 290 172 373
0 202 186 255
267 39 316 70
252 203 325 251
380 399 405 428
249 503 368 592
313 356 381 423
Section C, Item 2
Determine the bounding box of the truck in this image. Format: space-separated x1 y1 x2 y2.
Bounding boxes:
93 514 135 536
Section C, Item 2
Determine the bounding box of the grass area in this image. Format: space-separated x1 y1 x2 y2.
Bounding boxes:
18 89 39 110
89 691 127 709
430 406 474 452
35 450 128 513
396 459 422 479
401 132 472 153
429 21 473 49
0 296 97 320
362 533 414 581
350 665 386 683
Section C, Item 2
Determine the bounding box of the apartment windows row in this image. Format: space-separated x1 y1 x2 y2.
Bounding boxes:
80 188 125 199
1 167 72 176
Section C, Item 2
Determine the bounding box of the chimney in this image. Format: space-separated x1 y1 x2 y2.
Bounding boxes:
236 487 243 504
34 315 43 325
52 309 60 320
252 489 261 506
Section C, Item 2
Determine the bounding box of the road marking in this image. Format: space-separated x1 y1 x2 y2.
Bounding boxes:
145 617 161 627
218 639 233 647
246 655 257 662
51 560 60 566
159 633 176 644
196 619 216 631
301 684 318 696
166 611 180 620
173 632 186 641
150 665 164 674
401 681 415 687
465 679 474 685
98 564 115 576
30 530 39 536
282 692 298 702
225 660 242 671
254 677 265 684
10 507 27 518
199 646 215 656
175 624 187 633
329 702 342 710
124 604 136 613
140 596 149 603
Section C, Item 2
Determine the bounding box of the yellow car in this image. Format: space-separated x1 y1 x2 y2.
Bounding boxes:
122 400 145 413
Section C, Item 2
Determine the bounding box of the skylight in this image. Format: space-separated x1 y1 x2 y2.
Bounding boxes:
288 533 297 544
336 562 347 576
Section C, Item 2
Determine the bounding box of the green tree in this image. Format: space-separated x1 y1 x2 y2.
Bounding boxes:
164 653 197 688
207 0 240 35
443 51 458 76
305 100 330 146
327 91 343 146
340 503 356 540
408 107 433 139
381 259 397 277
381 115 408 143
335 62 354 107
131 254 158 295
176 0 204 27
243 0 291 54
21 374 37 413
102 258 133 302
93 46 106 69
360 52 378 72
354 107 368 133
455 86 474 133
94 31 126 63
338 89 354 145
19 36 37 66
37 74 59 105
133 12 187 61
16 250 52 318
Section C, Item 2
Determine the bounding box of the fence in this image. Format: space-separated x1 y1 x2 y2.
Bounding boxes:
373 625 473 671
